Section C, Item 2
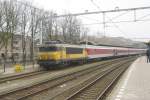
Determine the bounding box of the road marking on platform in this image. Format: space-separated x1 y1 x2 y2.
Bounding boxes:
120 88 124 91
60 84 66 87
116 94 122 98
121 87 125 89
118 91 123 95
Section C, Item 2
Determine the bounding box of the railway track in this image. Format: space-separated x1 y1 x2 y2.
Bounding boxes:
0 71 46 84
0 57 136 100
51 58 133 100
64 61 131 100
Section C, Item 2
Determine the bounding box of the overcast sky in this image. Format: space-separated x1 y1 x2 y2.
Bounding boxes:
23 0 150 42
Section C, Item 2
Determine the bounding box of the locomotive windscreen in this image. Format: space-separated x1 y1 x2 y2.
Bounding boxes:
39 47 58 52
66 47 83 54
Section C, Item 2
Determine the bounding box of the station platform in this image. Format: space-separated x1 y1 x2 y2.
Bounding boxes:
106 56 150 100
0 64 41 78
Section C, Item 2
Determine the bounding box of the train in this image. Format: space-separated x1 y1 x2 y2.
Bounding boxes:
37 42 146 69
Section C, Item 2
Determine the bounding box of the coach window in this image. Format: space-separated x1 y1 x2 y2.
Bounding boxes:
66 47 83 54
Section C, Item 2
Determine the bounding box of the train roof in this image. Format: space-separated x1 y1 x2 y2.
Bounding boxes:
37 43 146 50
38 43 85 48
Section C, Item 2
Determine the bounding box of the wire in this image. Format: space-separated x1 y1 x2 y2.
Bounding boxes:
90 0 129 37
138 13 150 20
91 0 101 10
131 38 150 39
82 19 150 26
107 11 130 22
79 11 130 24
80 16 100 22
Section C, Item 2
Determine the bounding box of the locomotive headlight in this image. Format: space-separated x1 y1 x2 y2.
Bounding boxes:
46 52 56 59
50 52 58 59
38 54 42 60
38 53 48 60
45 55 48 59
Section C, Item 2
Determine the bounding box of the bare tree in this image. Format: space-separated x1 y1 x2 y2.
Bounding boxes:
0 0 89 68
41 12 55 41
19 2 30 67
60 15 82 44
60 17 69 42
53 18 59 40
80 27 89 42
0 1 13 60
9 1 20 63
30 7 43 66
0 1 5 49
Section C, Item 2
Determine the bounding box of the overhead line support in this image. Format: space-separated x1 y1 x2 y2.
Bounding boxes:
55 6 150 18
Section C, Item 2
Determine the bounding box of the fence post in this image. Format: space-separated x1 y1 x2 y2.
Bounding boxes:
1 53 6 72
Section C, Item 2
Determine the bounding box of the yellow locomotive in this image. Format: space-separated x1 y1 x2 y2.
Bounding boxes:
37 43 87 68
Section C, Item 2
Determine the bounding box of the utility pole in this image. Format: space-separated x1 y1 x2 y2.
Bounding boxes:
103 12 106 37
134 9 136 22
40 20 43 44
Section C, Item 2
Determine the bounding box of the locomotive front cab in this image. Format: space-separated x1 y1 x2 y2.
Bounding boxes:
37 45 62 66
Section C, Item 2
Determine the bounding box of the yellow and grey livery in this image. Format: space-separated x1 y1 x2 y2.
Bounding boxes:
37 43 87 67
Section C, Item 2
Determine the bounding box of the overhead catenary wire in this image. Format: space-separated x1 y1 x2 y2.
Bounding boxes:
80 11 133 25
89 0 150 39
81 19 150 26
107 11 130 22
90 0 129 38
10 0 150 40
138 13 150 20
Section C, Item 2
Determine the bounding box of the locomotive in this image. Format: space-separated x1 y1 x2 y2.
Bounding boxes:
37 42 146 68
